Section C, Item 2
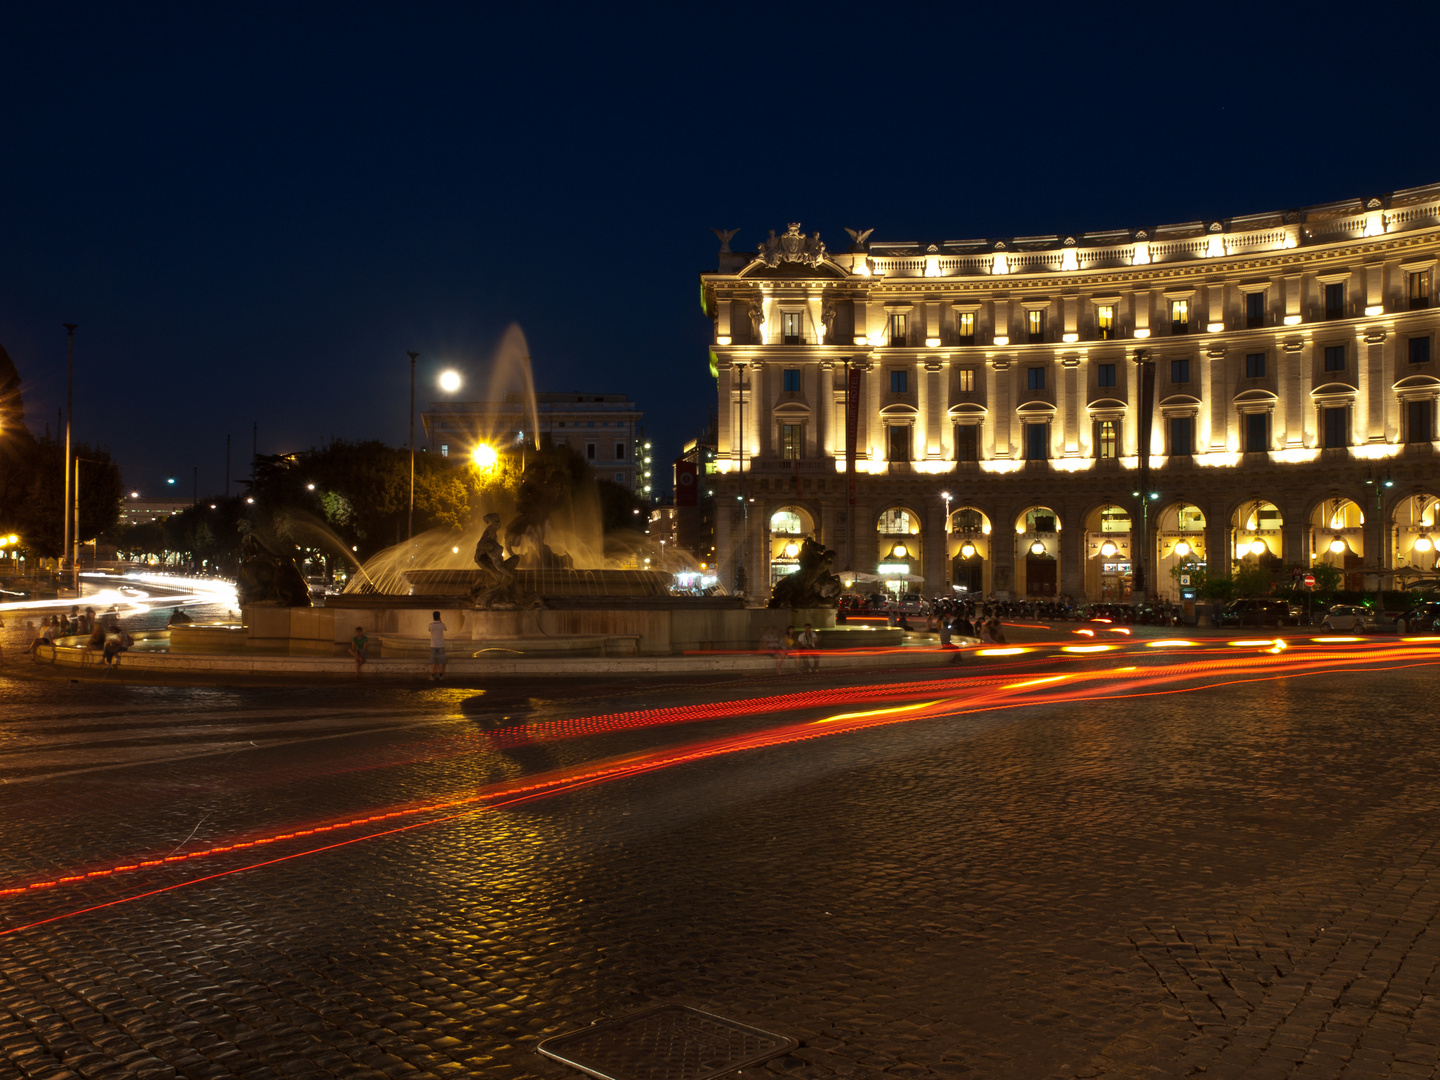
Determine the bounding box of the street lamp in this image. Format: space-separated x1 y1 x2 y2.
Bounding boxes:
438 369 462 393
407 350 419 542
62 324 77 585
471 443 498 471
941 491 953 590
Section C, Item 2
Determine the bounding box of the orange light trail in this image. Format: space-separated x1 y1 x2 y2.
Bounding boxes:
4 639 1440 934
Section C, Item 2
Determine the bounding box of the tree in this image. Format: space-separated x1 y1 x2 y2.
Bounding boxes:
13 437 123 557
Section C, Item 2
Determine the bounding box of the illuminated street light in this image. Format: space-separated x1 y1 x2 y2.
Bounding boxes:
1031 540 1046 556
960 541 976 559
438 370 461 393
1173 540 1191 558
783 541 800 558
1415 534 1435 553
1250 539 1267 556
891 543 908 559
1100 540 1118 558
306 483 316 491
471 443 499 471
1329 536 1347 554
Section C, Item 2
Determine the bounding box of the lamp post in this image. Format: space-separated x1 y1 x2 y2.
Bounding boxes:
941 491 953 591
1132 347 1156 601
406 351 418 542
62 324 77 586
734 363 748 596
1364 466 1394 608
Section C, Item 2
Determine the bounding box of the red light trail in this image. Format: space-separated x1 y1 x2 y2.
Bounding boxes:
2 638 1437 936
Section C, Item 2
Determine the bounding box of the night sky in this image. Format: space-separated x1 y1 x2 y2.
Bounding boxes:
5 3 1440 501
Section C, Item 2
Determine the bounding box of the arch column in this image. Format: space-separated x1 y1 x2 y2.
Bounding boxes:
1059 517 1084 600
1206 503 1229 580
926 510 946 595
991 505 1016 599
1282 509 1305 569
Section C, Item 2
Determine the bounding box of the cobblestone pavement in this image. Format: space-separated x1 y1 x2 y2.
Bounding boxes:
1 645 1439 1080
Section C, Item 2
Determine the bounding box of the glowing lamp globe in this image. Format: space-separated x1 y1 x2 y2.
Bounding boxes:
1250 539 1267 556
471 444 499 470
1030 540 1045 556
438 370 462 393
960 541 977 559
783 541 800 558
1100 541 1118 558
1328 537 1347 554
891 543 908 559
1415 534 1434 553
1173 540 1191 557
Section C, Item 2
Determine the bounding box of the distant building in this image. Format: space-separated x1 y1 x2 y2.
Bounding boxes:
118 496 193 525
672 421 718 566
421 392 644 492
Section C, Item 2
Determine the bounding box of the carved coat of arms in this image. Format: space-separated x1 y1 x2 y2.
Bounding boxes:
757 223 827 268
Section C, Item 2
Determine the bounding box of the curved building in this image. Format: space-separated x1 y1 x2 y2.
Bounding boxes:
700 187 1440 602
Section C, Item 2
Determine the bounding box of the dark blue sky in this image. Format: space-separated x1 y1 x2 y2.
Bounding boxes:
4 2 1440 499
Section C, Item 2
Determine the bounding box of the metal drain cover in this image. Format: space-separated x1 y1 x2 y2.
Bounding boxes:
537 1004 798 1080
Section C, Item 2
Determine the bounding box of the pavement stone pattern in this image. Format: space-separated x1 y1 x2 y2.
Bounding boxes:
0 655 1438 1079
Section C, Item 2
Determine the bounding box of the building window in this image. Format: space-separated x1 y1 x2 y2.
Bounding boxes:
1097 363 1116 388
1325 282 1346 319
890 369 909 393
1027 366 1045 391
957 368 976 392
1246 352 1266 378
586 442 596 460
783 368 801 392
1096 419 1118 459
1026 422 1049 461
954 424 979 462
1324 345 1345 372
1169 416 1193 456
1171 358 1190 384
615 472 626 483
1170 299 1189 334
1097 305 1116 340
1410 336 1431 365
1244 412 1269 453
1410 270 1431 311
615 442 626 459
1409 400 1435 443
780 423 804 460
887 424 912 461
888 313 907 347
1323 406 1348 448
1246 290 1266 329
781 311 802 345
439 444 448 457
956 311 975 344
1027 309 1045 343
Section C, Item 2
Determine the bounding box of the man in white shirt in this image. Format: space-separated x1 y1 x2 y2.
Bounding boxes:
427 610 447 681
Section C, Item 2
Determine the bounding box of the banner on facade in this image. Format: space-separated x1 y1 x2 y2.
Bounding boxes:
673 459 698 506
846 364 861 506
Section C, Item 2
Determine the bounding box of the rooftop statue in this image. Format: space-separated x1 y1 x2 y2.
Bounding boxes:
757 223 827 268
769 536 842 609
236 534 312 607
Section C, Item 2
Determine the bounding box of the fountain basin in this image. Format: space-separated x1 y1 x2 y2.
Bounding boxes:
399 568 673 598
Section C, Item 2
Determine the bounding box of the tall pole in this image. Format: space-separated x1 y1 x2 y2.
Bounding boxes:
225 434 231 497
72 457 80 592
734 363 747 596
62 324 77 586
1133 348 1156 602
407 351 418 542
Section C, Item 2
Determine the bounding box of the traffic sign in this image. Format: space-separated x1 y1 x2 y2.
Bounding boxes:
1179 574 1191 586
1303 573 1316 588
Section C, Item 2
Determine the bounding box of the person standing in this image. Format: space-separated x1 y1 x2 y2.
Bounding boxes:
796 622 820 674
427 611 447 681
349 625 370 678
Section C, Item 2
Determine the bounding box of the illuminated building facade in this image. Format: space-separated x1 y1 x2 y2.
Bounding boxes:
701 187 1440 600
422 392 644 492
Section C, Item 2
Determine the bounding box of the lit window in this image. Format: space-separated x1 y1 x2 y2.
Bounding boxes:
1171 359 1190 383
1097 363 1116 388
956 311 975 344
888 313 907 347
1170 299 1189 334
782 311 802 345
783 369 801 392
1324 345 1345 372
1097 305 1116 340
1027 309 1045 343
958 368 976 392
781 423 804 460
1246 352 1266 378
440 444 448 457
1410 270 1431 311
1096 419 1117 459
890 369 908 393
1028 367 1045 390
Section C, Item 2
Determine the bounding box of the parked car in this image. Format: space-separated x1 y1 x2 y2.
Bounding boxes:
1217 598 1293 628
1394 602 1440 634
1319 605 1376 633
886 592 930 616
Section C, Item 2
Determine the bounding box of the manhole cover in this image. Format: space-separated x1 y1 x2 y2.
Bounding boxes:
537 1004 798 1080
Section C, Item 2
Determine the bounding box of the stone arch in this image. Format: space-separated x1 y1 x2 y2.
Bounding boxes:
1153 501 1208 601
1014 504 1062 597
1306 496 1366 585
946 506 993 596
1229 497 1284 565
1392 491 1440 576
766 504 819 588
875 504 923 594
